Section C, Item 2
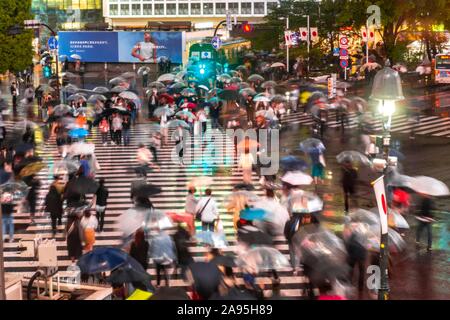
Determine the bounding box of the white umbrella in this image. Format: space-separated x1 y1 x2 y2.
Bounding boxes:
148 81 165 89
176 110 196 120
109 77 127 86
92 86 109 94
237 246 290 272
67 142 95 156
118 208 147 237
153 106 174 117
253 94 271 103
360 62 381 72
137 66 151 76
289 190 323 213
110 86 127 93
70 54 82 60
87 94 107 104
198 85 209 91
157 73 176 82
119 91 140 101
336 151 371 165
270 62 285 68
251 198 290 227
281 171 313 186
409 176 450 196
64 84 79 94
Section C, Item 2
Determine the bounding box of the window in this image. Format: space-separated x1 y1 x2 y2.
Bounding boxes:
228 3 238 14
166 3 176 15
143 3 152 15
154 3 164 15
131 4 141 15
178 3 188 15
109 4 118 15
254 2 264 14
267 2 278 13
120 4 129 15
215 3 226 14
191 3 201 15
203 3 213 15
241 2 251 14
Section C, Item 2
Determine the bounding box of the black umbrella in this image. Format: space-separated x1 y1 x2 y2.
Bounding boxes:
237 226 273 246
189 262 222 300
131 183 162 198
211 255 237 268
218 89 239 101
67 176 99 195
108 266 152 286
150 287 190 300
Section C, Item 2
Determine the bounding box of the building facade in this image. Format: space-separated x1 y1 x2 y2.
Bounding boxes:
32 0 104 31
103 0 279 28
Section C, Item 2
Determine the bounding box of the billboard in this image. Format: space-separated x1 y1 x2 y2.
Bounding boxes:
58 31 185 64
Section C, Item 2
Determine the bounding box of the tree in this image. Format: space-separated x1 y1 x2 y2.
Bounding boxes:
0 0 33 74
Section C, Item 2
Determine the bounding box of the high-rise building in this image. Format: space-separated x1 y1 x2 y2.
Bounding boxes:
103 0 279 29
31 0 104 31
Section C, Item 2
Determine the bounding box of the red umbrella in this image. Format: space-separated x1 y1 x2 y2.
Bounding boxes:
186 102 197 109
158 93 174 104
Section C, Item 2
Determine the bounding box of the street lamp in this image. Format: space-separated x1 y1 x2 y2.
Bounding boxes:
369 61 404 300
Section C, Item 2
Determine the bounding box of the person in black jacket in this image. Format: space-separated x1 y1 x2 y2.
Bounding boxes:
416 194 435 251
93 178 109 232
45 178 64 236
172 224 193 280
129 228 149 270
341 160 358 214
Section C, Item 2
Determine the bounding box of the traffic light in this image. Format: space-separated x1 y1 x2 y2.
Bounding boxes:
223 63 229 73
43 65 52 78
241 22 253 33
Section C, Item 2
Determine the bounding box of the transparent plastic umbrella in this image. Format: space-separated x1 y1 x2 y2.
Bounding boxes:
281 171 313 186
148 81 165 89
336 151 371 165
299 138 325 152
195 231 228 249
92 86 109 94
261 80 277 89
153 106 174 117
157 73 176 82
109 77 127 86
87 94 107 104
236 246 290 272
248 74 264 82
288 190 323 213
119 91 140 101
409 176 450 196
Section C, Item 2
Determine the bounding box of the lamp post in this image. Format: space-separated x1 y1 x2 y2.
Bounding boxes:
279 16 290 74
369 61 405 300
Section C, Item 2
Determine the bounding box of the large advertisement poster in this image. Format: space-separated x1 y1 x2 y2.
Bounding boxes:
59 31 184 64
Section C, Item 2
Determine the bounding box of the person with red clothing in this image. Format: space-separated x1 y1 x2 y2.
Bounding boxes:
99 117 110 145
392 187 410 214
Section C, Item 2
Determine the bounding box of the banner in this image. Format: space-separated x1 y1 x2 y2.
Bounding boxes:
310 27 319 41
284 31 293 46
58 31 184 64
372 175 388 235
299 28 308 41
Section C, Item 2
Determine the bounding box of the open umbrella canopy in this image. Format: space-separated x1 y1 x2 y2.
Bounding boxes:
53 159 80 175
248 74 264 82
299 138 325 152
118 207 149 237
289 190 323 213
68 127 89 139
280 156 309 172
70 54 82 60
218 89 239 101
253 93 271 103
63 84 79 94
176 110 196 120
230 76 242 83
119 91 140 101
237 226 273 247
108 264 152 286
195 231 228 248
92 86 110 94
281 171 313 186
109 76 127 86
110 86 127 93
181 88 197 97
19 161 45 177
270 62 286 68
87 94 107 104
67 176 99 195
239 88 256 96
157 73 176 82
237 246 290 272
409 176 450 196
198 85 209 91
261 81 277 89
0 181 29 201
188 262 222 300
153 106 174 118
167 119 190 129
336 151 371 165
77 247 129 274
270 94 287 104
236 65 247 71
239 207 268 221
239 82 251 89
148 81 165 89
217 73 232 82
67 94 87 102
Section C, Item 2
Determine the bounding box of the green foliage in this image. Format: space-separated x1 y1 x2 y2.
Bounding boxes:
0 0 33 74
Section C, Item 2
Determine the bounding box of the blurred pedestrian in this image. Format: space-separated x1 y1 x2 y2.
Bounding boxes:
80 209 98 252
172 224 193 280
66 211 83 262
308 143 326 185
99 117 110 145
416 194 435 251
129 228 149 270
122 115 131 146
341 160 358 214
112 113 123 145
195 188 219 232
184 187 198 235
239 146 254 185
92 178 108 232
150 229 176 287
45 177 64 237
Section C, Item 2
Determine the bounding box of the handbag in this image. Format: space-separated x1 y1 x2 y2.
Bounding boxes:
195 197 211 221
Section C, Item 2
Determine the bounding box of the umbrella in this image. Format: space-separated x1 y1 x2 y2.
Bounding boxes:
409 176 450 196
92 86 110 94
389 210 410 229
360 62 381 72
211 255 237 268
87 94 107 104
176 110 196 120
36 84 55 93
19 161 45 177
67 94 87 102
77 247 129 274
169 82 187 91
181 88 197 97
157 73 176 82
109 77 127 86
336 151 371 165
53 160 80 175
253 94 271 103
217 74 232 82
110 86 127 93
108 265 152 286
299 138 325 152
70 54 82 60
270 94 287 104
150 287 190 300
281 171 313 186
237 226 273 247
131 183 162 198
167 119 190 129
198 85 209 91
218 89 239 101
188 262 222 300
251 199 290 227
118 207 149 237
248 74 264 82
348 208 380 225
236 65 247 71
137 66 151 76
261 81 277 89
148 81 165 89
0 181 29 201
288 190 323 213
237 246 290 272
195 231 228 248
239 82 251 89
68 128 89 139
230 77 242 83
63 84 79 94
270 62 285 68
62 72 78 79
187 176 213 188
68 176 99 194
239 88 256 96
153 106 174 117
280 156 309 172
119 91 140 101
240 207 268 221
14 144 34 155
175 71 188 80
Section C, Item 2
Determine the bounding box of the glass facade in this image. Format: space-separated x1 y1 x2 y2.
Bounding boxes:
31 0 103 30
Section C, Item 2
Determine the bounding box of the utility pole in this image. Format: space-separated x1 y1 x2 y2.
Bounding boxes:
306 15 310 77
286 16 290 74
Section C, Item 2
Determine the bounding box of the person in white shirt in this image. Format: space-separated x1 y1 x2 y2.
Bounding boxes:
111 114 123 145
131 32 157 63
195 188 219 232
136 143 159 177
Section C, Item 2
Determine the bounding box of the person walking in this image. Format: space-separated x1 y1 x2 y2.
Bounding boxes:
184 187 198 235
92 178 108 232
416 194 435 251
149 132 161 164
66 210 83 262
239 146 254 185
80 209 98 252
122 115 131 146
23 174 39 224
10 81 19 115
150 229 176 287
172 224 194 280
195 188 219 232
308 143 326 185
136 143 159 177
99 117 110 145
45 178 64 237
129 228 149 270
341 160 358 214
111 113 123 145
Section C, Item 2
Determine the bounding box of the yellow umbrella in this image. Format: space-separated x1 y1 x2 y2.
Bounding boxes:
126 289 153 300
19 161 46 177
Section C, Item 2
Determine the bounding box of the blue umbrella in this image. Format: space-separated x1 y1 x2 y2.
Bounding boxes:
77 247 129 274
68 128 89 139
240 207 268 221
280 156 309 171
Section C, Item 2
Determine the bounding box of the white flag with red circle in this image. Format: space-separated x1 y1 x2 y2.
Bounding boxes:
284 31 293 45
361 28 368 42
372 175 388 235
369 28 376 41
299 28 308 41
310 27 319 41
